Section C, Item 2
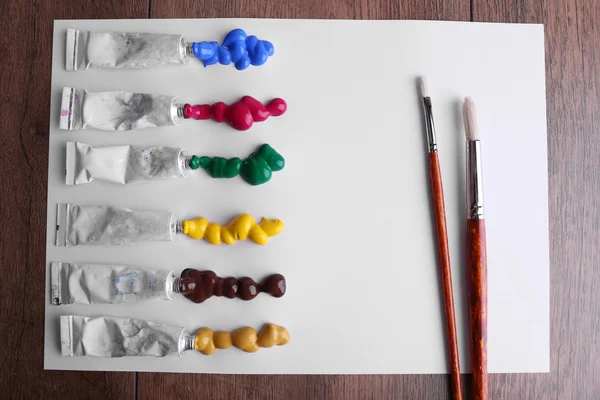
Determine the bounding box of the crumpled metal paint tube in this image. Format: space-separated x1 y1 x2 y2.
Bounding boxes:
65 142 187 185
60 315 290 357
59 87 286 132
55 203 175 247
66 28 274 71
50 262 175 305
59 87 178 131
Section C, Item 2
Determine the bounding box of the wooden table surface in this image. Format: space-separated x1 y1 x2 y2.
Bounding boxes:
1 0 598 398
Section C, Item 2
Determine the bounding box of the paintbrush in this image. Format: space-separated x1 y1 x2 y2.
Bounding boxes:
463 97 488 400
419 77 463 400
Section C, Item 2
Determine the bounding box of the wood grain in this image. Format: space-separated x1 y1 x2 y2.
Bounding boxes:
150 0 470 21
1 0 599 398
466 219 488 400
429 152 463 400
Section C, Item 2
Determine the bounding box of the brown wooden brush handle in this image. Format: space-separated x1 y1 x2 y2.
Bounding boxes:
467 218 488 400
429 152 463 400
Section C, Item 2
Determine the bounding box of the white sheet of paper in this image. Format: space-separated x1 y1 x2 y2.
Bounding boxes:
45 19 549 374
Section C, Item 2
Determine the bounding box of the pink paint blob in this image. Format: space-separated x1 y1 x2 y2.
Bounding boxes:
183 96 287 131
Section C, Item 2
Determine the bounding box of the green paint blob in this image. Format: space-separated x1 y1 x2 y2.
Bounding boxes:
189 155 201 170
198 156 242 178
193 144 285 186
240 144 285 186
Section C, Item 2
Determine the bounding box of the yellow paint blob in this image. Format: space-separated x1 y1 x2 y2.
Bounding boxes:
182 214 284 245
257 323 291 348
231 327 260 352
194 328 217 355
193 324 290 355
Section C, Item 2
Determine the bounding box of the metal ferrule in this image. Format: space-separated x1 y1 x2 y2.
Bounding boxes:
174 220 183 234
171 277 181 294
175 103 185 118
169 215 183 239
180 154 193 172
466 140 484 219
179 332 195 355
185 42 194 58
422 97 438 153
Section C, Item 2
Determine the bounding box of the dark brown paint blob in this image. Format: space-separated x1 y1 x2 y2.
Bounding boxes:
178 269 286 303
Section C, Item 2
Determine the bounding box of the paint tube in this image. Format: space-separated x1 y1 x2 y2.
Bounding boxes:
60 315 290 357
55 204 284 247
59 87 180 131
65 28 275 71
51 263 287 306
59 87 288 132
55 203 175 246
65 142 188 185
60 315 187 357
66 29 187 71
50 262 175 305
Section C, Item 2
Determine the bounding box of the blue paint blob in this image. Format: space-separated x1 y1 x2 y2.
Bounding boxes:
191 28 274 70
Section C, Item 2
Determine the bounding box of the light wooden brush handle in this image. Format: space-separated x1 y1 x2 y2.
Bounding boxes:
467 219 488 400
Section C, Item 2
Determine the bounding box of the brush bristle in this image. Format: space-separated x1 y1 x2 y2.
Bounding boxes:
418 77 428 98
463 97 479 141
